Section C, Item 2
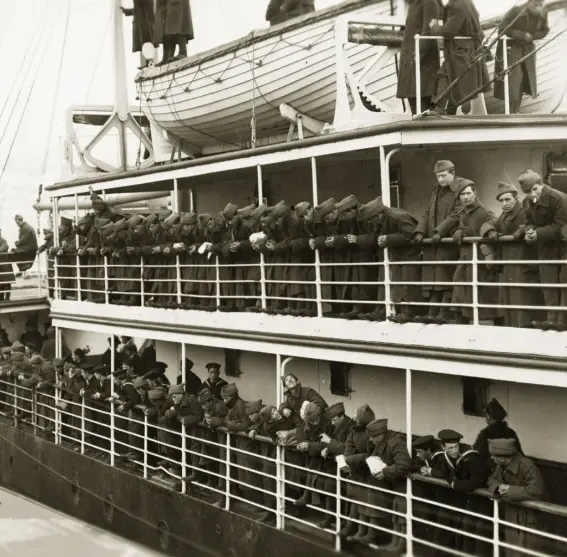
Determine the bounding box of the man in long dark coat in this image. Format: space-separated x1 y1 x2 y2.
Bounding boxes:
266 0 315 26
487 438 546 556
437 180 501 325
473 398 523 458
155 0 194 64
519 170 567 330
413 160 463 324
37 228 54 298
0 230 15 301
397 0 444 114
13 215 38 272
480 182 543 328
494 0 549 113
123 0 155 68
430 0 490 115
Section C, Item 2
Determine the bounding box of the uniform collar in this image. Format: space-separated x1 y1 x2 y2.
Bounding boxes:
463 200 481 214
537 185 552 208
504 453 521 475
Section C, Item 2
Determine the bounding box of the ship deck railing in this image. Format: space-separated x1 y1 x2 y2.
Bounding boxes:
47 234 567 329
1 377 566 556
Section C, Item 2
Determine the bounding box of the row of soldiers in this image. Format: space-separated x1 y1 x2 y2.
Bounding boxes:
47 162 567 330
0 339 550 555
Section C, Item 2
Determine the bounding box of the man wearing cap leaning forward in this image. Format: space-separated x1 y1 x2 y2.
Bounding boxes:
431 429 491 556
359 418 411 551
519 170 567 330
414 161 465 324
488 438 546 555
480 181 544 328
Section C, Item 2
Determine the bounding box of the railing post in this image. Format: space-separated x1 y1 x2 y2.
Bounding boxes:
143 414 148 479
311 157 323 317
54 326 62 445
53 197 60 300
472 242 480 325
140 255 145 307
176 254 182 307
104 255 110 305
80 397 85 455
32 388 37 435
215 255 221 309
110 335 116 467
502 36 510 115
335 465 342 552
406 368 414 557
493 498 500 557
75 193 81 301
383 246 393 318
415 34 422 114
181 425 187 495
225 432 231 511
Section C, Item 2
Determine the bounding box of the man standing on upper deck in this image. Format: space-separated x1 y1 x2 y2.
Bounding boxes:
122 0 156 69
397 0 444 115
154 0 194 65
494 0 549 113
12 215 38 273
430 0 491 115
265 0 315 27
413 160 463 324
519 170 567 330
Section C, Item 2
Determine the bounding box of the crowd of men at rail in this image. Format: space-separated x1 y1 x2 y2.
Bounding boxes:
0 339 550 556
46 163 567 332
397 0 549 115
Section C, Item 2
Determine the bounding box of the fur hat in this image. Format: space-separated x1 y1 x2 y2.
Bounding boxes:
259 405 275 422
221 383 238 398
325 402 345 419
198 388 214 403
180 212 197 225
366 418 388 436
488 438 517 456
169 384 185 395
303 402 322 423
434 160 454 173
454 178 475 197
355 404 375 426
222 203 239 220
496 182 518 200
518 170 542 193
245 399 263 416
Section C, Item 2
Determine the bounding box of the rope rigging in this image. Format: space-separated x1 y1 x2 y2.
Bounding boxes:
0 1 61 212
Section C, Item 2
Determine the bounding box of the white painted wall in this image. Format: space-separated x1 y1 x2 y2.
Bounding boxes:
0 310 50 345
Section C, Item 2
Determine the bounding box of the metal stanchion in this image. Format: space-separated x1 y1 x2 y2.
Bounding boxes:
472 243 480 325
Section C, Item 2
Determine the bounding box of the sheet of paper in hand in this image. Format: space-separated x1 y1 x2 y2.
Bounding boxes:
366 456 387 475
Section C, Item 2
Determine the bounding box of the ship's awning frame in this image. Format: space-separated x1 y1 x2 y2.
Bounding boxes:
46 114 567 199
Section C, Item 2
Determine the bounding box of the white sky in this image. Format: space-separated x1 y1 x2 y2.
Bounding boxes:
0 0 521 244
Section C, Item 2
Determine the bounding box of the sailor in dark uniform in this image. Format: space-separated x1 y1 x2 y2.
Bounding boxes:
473 397 523 458
432 429 491 555
202 362 228 400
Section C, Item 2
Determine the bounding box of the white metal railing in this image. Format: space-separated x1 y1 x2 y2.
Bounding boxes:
0 256 48 302
0 374 566 556
51 235 567 329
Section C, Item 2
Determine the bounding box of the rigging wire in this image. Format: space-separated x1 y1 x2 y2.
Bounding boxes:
0 2 61 212
40 0 72 183
0 4 48 140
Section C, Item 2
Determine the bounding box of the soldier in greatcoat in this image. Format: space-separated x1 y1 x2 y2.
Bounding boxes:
213 203 238 311
158 383 204 478
0 347 12 412
432 429 491 556
340 404 375 540
473 398 523 459
266 0 315 26
174 212 199 309
122 0 155 68
279 373 328 427
480 182 544 327
436 180 501 325
360 419 412 550
309 198 338 316
12 215 38 273
74 214 94 301
249 404 296 523
0 230 15 301
197 388 228 488
488 438 546 557
494 1 549 113
90 364 112 453
287 202 315 316
154 0 194 64
51 217 76 300
397 0 444 114
361 197 421 324
413 161 464 324
519 170 567 330
160 212 181 308
316 402 354 529
430 0 490 114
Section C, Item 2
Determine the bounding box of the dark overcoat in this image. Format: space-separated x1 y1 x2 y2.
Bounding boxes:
481 202 543 327
415 180 461 293
494 5 549 101
437 0 491 105
132 0 155 52
397 0 444 99
266 0 315 26
0 238 15 286
438 201 500 321
343 423 373 514
154 0 194 44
